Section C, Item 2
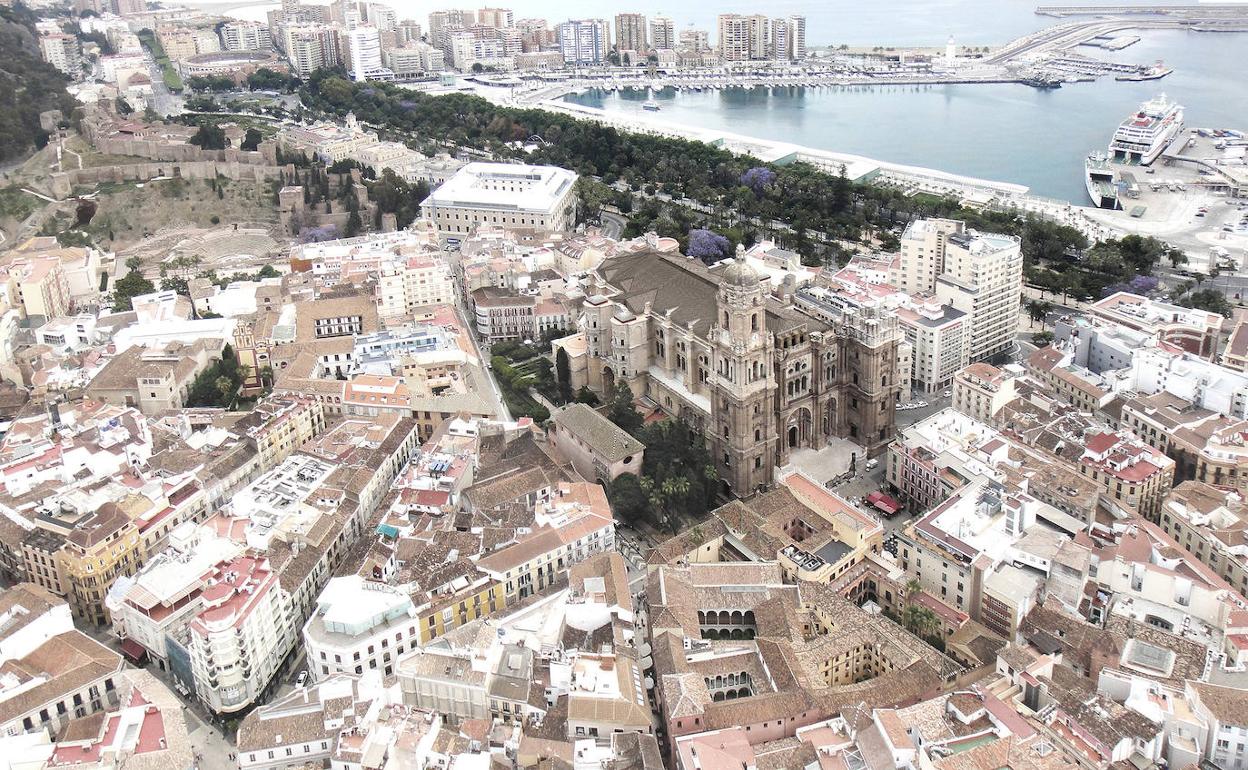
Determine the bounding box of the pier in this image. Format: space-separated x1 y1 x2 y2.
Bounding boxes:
1037 3 1248 17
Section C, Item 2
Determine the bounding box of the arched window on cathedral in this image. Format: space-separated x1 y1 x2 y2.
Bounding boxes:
751 314 758 332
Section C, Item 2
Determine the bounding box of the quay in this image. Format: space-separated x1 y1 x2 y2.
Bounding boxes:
1037 3 1248 16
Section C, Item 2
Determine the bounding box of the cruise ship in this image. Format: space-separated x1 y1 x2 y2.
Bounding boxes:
1084 152 1121 210
1109 94 1184 165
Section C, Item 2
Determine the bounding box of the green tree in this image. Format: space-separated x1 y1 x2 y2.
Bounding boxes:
608 473 649 526
110 270 155 311
606 382 644 437
240 127 262 151
555 347 573 404
189 123 227 150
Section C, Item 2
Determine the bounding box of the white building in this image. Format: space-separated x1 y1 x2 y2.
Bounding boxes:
302 576 419 681
376 254 456 318
419 163 577 236
648 16 675 50
187 555 293 714
39 34 81 75
347 25 392 81
106 523 243 673
897 297 969 394
900 219 1022 364
220 20 272 51
557 18 609 65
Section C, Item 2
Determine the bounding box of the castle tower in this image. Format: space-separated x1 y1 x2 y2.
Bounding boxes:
709 260 777 496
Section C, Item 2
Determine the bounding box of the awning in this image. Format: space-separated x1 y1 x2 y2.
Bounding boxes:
120 638 148 663
867 491 900 515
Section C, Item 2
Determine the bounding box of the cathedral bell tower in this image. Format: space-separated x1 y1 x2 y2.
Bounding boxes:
709 259 776 496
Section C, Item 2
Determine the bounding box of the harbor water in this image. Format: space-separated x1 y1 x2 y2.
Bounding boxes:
566 28 1248 203
197 0 1248 203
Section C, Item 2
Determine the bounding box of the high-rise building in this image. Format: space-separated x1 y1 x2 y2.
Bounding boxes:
477 7 513 28
348 25 388 80
114 0 147 15
613 12 645 53
39 33 81 75
770 18 790 62
284 23 340 75
556 18 608 65
220 20 273 51
900 218 1023 364
787 15 807 59
428 9 476 49
678 28 708 52
516 18 550 51
717 13 773 60
368 2 397 30
648 15 675 50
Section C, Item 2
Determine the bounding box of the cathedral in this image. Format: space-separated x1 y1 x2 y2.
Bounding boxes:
574 250 900 497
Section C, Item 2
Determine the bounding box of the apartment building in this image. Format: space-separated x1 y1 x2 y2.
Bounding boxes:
376 255 455 318
613 13 646 53
952 362 1020 424
221 20 273 51
187 555 293 715
648 15 675 50
556 18 609 65
899 218 1022 364
39 34 81 75
898 297 969 394
108 525 243 672
1159 482 1248 597
0 584 125 737
302 575 420 681
475 482 615 604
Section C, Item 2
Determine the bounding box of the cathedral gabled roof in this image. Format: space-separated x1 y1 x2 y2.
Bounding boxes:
596 251 824 339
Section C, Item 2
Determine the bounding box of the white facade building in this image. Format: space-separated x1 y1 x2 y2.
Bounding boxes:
302 576 420 681
648 15 675 50
557 19 609 65
419 163 578 236
221 20 273 51
376 255 456 318
348 25 392 80
901 218 1021 364
187 555 294 714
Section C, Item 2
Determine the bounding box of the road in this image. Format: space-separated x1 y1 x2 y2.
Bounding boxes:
143 52 184 116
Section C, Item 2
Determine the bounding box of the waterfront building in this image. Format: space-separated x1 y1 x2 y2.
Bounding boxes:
557 18 609 65
614 13 646 54
716 13 770 61
900 218 1022 364
574 252 901 494
419 162 578 236
516 17 550 51
648 15 675 51
786 15 806 59
220 20 273 51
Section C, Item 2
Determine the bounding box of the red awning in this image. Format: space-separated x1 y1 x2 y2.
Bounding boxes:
120 638 148 663
867 491 900 515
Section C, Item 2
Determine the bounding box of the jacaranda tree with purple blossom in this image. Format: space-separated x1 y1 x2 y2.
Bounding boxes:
740 166 776 198
298 224 340 243
687 229 732 264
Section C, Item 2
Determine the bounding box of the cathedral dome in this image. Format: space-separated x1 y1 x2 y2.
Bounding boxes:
720 259 761 289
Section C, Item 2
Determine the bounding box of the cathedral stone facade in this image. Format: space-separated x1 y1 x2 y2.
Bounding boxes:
576 250 900 497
